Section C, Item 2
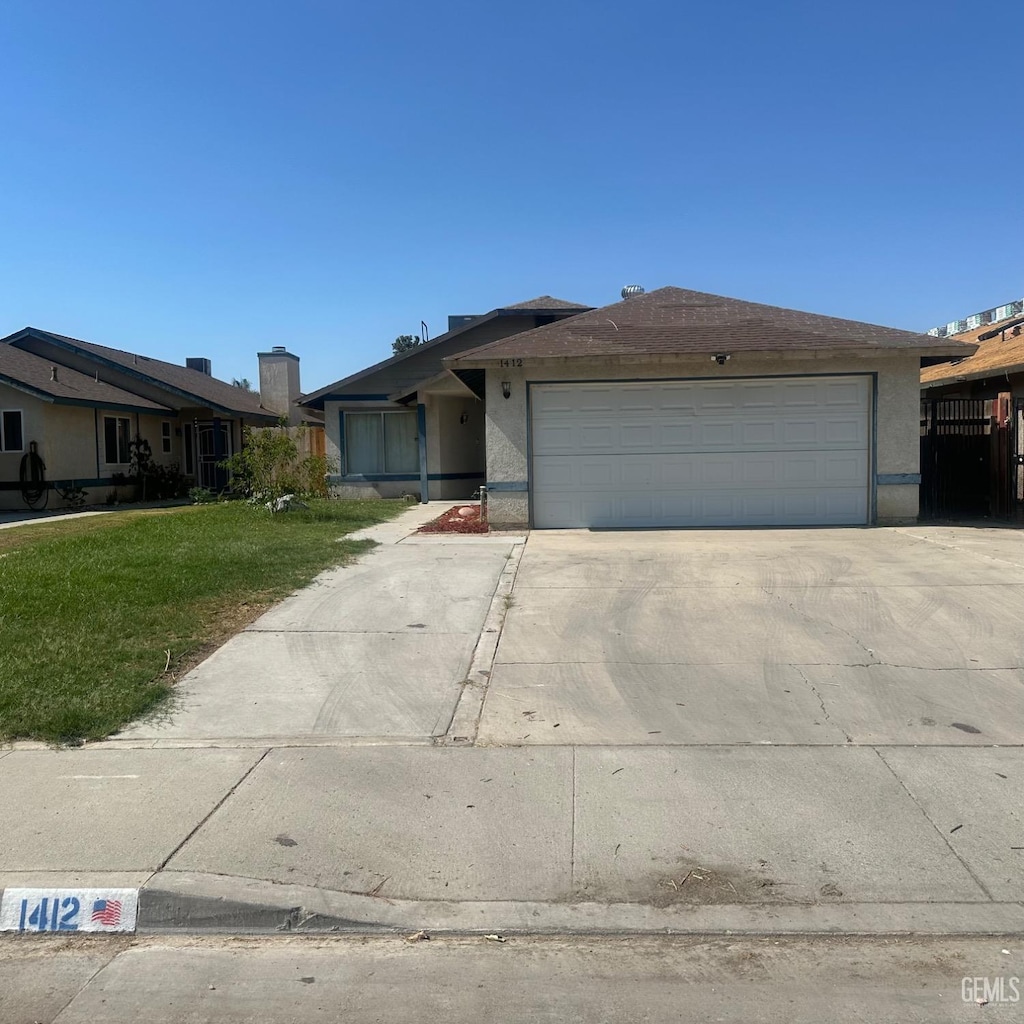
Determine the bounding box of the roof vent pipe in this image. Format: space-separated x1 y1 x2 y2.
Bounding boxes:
621 285 645 299
50 366 58 381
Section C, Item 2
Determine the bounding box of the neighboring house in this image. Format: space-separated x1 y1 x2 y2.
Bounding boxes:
921 301 1024 398
444 286 973 529
298 297 592 501
0 328 316 509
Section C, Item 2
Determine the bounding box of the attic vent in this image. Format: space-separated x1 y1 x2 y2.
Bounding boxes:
186 357 212 376
621 285 646 299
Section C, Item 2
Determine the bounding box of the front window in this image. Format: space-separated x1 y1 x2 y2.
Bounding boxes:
1 410 24 452
344 411 418 475
161 421 172 454
103 416 131 464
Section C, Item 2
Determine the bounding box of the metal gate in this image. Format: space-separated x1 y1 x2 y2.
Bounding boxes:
1013 398 1024 520
920 399 996 518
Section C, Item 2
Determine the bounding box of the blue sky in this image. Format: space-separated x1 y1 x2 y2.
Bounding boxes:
0 0 1020 393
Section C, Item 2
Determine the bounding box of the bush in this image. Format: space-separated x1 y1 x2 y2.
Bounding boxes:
189 487 216 505
128 435 189 501
222 426 336 506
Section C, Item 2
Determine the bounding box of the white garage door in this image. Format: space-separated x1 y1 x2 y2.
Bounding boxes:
530 376 871 528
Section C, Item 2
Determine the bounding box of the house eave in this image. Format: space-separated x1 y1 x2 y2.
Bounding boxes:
446 344 973 370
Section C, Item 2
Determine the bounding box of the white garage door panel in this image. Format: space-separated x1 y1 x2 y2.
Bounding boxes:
530 377 870 528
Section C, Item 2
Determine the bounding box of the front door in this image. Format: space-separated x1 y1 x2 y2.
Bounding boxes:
196 421 232 492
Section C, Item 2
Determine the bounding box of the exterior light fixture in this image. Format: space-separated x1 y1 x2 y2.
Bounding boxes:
501 381 512 399
712 353 731 366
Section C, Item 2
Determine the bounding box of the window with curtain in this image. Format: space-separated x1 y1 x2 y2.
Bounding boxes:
344 411 418 475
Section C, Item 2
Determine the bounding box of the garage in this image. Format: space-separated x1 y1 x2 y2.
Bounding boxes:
529 376 872 528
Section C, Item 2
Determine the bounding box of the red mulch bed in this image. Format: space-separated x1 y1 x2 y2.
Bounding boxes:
417 504 489 534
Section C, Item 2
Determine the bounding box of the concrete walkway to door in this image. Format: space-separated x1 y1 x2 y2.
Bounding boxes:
115 503 524 745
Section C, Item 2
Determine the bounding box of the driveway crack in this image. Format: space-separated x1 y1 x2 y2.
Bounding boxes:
792 665 853 743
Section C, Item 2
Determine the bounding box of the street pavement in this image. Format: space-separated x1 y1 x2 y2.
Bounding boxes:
3 934 1023 1023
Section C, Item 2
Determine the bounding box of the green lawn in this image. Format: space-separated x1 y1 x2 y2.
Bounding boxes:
0 499 406 744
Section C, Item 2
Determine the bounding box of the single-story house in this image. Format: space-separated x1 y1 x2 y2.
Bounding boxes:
0 328 318 509
444 286 974 529
298 296 592 501
921 303 1024 399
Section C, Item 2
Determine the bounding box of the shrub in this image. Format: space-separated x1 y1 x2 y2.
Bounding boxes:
222 426 336 506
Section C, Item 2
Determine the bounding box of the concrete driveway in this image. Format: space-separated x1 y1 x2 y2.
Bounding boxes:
478 525 1024 746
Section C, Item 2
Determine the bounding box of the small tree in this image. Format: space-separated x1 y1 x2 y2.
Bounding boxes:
392 334 422 356
232 377 255 392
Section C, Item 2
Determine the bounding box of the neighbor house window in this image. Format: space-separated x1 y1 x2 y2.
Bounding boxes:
104 416 131 464
1 410 24 452
161 421 172 454
344 411 418 475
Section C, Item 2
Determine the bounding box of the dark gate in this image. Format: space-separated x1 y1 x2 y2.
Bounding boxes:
919 399 995 518
1013 398 1024 520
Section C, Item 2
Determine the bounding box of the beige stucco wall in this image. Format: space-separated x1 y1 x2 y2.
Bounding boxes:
0 385 47 510
430 394 484 501
482 352 923 527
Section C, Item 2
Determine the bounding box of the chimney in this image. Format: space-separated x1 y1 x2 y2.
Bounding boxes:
186 357 212 376
257 346 302 425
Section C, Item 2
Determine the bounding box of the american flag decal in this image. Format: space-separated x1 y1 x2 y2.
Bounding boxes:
90 899 122 927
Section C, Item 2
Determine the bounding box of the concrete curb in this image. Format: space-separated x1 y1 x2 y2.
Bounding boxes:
442 538 526 744
136 872 1024 936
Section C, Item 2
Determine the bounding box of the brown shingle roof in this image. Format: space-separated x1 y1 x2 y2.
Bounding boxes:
299 296 592 408
921 317 1024 387
0 344 172 411
18 329 274 418
501 295 591 311
448 286 973 364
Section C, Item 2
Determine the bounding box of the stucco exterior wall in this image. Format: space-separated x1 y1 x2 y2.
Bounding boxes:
431 394 484 501
0 385 47 509
483 353 923 527
137 412 178 469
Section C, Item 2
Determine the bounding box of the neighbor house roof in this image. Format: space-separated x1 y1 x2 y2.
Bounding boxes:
0 344 172 412
300 296 591 409
447 286 974 364
502 295 592 311
921 316 1024 388
3 328 277 420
